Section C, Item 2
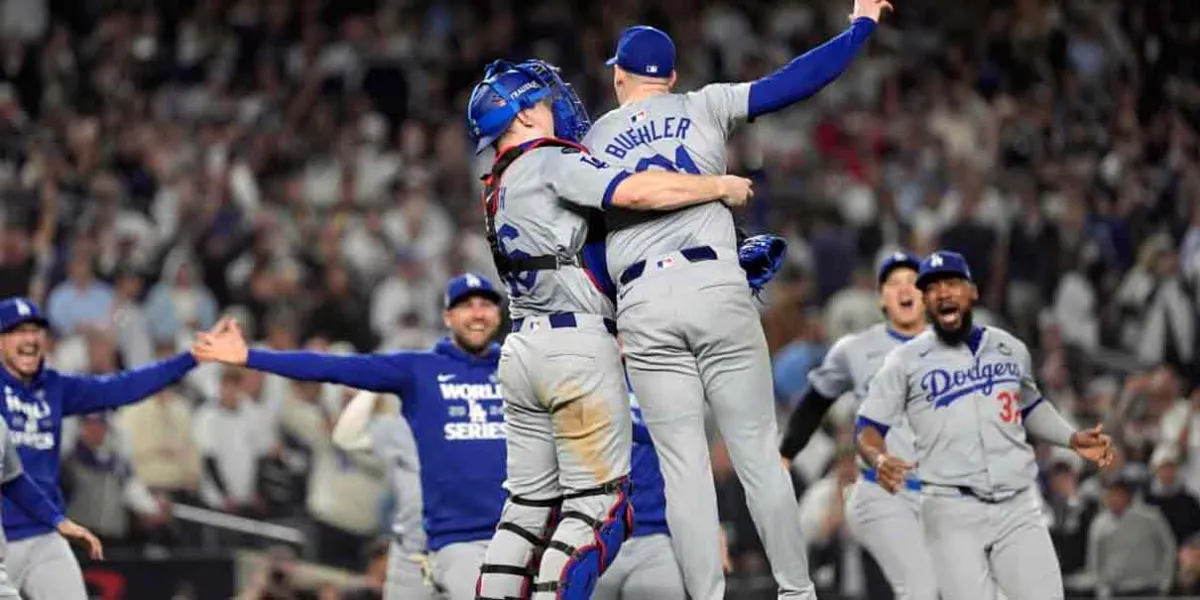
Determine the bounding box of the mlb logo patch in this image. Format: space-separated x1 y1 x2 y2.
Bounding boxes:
630 110 647 124
655 256 675 270
645 65 659 74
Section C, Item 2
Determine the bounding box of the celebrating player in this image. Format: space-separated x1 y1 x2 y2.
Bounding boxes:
582 0 892 596
0 297 197 599
193 274 508 600
594 382 686 600
855 251 1116 600
464 59 751 599
779 252 937 600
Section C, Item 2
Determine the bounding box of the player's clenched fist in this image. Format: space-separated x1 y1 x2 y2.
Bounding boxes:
873 453 914 494
1070 424 1117 468
851 0 893 22
717 176 754 208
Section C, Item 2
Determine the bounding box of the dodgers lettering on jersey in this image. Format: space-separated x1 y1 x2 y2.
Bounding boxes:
490 145 624 319
582 83 752 280
808 323 919 468
858 327 1044 497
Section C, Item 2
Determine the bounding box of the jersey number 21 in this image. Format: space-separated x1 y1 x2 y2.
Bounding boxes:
635 145 701 175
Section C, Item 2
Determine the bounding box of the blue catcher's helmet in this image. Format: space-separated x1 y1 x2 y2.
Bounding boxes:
465 59 591 154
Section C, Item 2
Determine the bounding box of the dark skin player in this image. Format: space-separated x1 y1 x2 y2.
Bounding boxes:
858 271 1116 494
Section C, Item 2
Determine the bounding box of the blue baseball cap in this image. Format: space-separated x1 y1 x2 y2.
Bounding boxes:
0 297 49 333
916 251 974 290
444 273 503 309
606 26 676 78
877 251 922 286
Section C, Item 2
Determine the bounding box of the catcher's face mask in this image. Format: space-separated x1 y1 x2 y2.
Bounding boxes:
514 59 592 143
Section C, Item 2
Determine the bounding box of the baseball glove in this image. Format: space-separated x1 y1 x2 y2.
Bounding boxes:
739 234 788 296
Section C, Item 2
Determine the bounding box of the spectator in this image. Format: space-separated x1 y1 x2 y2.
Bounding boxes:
304 264 377 353
116 386 201 503
1174 533 1200 597
1045 459 1099 594
1160 388 1200 498
1088 472 1176 598
144 250 219 346
339 537 390 600
61 413 170 548
109 269 154 368
45 248 115 337
193 368 271 515
821 267 880 343
369 250 443 336
280 377 385 570
1146 446 1200 545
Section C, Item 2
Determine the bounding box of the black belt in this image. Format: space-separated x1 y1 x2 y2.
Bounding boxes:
618 246 718 286
510 312 617 336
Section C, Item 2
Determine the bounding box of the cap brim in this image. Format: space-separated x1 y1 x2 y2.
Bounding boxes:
447 289 503 309
878 261 920 286
605 56 619 67
916 270 970 290
0 316 48 334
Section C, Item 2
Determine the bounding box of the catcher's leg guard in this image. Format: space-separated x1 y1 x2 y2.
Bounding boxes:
530 477 634 600
476 495 561 600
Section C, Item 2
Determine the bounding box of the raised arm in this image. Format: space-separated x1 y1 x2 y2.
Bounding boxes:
59 353 197 416
192 319 416 394
545 148 753 212
746 1 888 119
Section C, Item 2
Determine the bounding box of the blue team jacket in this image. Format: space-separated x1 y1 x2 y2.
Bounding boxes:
629 401 668 538
0 353 197 541
246 338 507 551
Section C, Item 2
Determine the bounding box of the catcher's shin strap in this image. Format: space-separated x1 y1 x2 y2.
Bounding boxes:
476 493 562 591
482 138 589 276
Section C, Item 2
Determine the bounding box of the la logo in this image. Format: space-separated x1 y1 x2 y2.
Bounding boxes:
15 301 30 317
930 254 944 267
465 274 482 288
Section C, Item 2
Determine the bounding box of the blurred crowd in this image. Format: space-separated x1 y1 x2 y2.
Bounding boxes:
3 0 1200 598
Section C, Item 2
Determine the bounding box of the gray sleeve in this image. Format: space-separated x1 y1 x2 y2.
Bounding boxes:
2 430 22 483
1151 510 1177 589
694 83 752 138
807 337 855 399
543 148 632 210
1016 342 1044 411
1023 400 1075 448
856 349 906 429
369 416 421 472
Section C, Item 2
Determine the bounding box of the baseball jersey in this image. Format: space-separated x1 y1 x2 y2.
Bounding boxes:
246 338 507 551
808 323 919 468
369 415 427 552
0 353 196 541
581 84 752 279
489 142 633 319
857 326 1044 498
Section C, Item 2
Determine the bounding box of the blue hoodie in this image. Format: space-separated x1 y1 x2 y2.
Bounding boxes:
0 353 197 541
245 338 506 550
629 392 668 538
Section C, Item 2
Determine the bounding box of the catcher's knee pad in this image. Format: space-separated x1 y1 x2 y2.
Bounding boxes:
531 477 633 600
475 495 561 600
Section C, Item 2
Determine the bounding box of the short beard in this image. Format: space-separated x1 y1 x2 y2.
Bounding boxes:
929 308 974 346
452 332 491 356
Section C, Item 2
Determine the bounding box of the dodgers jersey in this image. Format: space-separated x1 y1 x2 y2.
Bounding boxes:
489 141 633 318
857 326 1044 498
246 339 506 550
581 83 751 278
808 323 919 469
0 354 195 541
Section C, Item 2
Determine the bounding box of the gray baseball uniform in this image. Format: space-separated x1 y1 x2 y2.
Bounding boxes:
858 326 1065 600
582 85 815 600
369 416 435 600
807 324 937 600
476 145 632 600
